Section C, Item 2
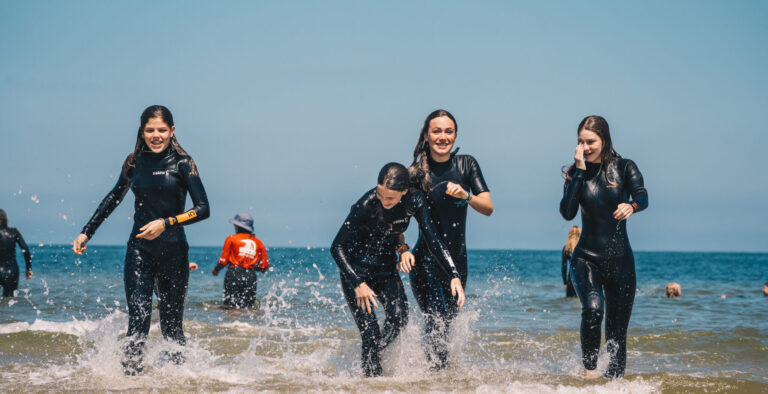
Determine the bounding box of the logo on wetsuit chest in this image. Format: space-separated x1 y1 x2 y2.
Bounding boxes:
152 170 169 176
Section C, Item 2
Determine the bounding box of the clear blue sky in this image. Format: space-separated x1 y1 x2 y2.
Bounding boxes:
1 1 766 252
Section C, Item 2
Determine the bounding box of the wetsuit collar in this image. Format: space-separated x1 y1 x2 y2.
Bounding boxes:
140 144 175 159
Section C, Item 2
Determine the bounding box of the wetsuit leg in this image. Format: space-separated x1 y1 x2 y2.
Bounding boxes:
223 266 257 308
155 242 189 354
341 273 382 377
376 274 409 351
123 243 155 374
410 255 451 370
603 254 636 378
0 266 19 297
223 266 238 308
570 256 605 371
241 268 258 308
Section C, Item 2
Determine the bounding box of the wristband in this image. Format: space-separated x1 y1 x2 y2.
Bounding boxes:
454 193 472 207
397 244 409 254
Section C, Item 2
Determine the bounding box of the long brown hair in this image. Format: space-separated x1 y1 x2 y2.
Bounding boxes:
564 225 581 256
121 105 198 179
563 115 621 181
409 109 457 192
0 209 7 228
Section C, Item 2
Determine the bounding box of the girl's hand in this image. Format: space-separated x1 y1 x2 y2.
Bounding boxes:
136 219 166 240
397 251 415 273
613 203 634 221
355 282 379 314
574 143 586 170
26 270 33 279
451 278 466 309
445 182 469 200
73 233 89 254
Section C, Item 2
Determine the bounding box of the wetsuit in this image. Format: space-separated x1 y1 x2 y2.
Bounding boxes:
559 158 647 378
213 233 269 308
331 188 459 377
81 145 209 373
562 247 577 298
410 153 489 369
0 226 31 297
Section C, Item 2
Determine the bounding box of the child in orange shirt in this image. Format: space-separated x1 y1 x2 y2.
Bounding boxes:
212 213 269 308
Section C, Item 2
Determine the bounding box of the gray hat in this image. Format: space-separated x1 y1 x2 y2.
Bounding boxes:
229 212 254 233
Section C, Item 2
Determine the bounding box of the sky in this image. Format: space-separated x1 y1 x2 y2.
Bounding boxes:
1 1 766 252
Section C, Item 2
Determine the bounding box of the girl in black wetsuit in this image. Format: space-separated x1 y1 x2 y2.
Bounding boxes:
72 105 209 375
331 163 465 377
0 210 33 297
406 109 493 370
559 115 648 379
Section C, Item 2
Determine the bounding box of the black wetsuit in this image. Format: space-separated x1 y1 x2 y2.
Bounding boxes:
331 188 459 377
0 226 31 297
410 153 489 369
560 158 647 378
223 266 264 308
562 247 577 298
81 145 209 373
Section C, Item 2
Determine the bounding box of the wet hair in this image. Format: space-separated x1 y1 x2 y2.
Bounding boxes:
666 282 682 298
0 209 6 228
378 162 410 192
564 225 581 256
409 109 457 192
122 105 198 179
563 115 621 181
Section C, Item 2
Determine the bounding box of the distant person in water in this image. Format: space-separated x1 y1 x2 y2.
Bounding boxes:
0 210 33 297
559 115 648 379
562 226 581 298
666 283 681 298
212 213 269 309
72 105 209 375
762 283 768 297
331 162 464 377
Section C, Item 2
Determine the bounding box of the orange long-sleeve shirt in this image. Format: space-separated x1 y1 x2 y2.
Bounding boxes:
216 233 269 270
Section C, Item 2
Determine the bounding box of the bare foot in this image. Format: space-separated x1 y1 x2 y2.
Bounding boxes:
582 369 601 379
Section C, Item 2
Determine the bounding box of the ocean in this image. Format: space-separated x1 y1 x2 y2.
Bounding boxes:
1 246 766 393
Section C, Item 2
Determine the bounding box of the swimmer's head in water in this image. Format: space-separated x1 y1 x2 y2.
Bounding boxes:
577 115 619 165
377 162 409 209
763 283 768 297
666 282 682 298
0 209 6 228
410 109 458 192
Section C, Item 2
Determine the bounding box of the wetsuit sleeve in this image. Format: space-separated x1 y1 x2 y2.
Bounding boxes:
330 203 367 288
623 159 648 213
411 192 461 279
164 157 210 228
216 236 232 270
81 165 132 239
467 155 490 195
561 247 568 285
559 168 584 221
14 229 31 271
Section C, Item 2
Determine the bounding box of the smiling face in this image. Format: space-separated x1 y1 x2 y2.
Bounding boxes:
425 116 456 161
143 117 175 153
376 184 407 210
577 129 603 163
